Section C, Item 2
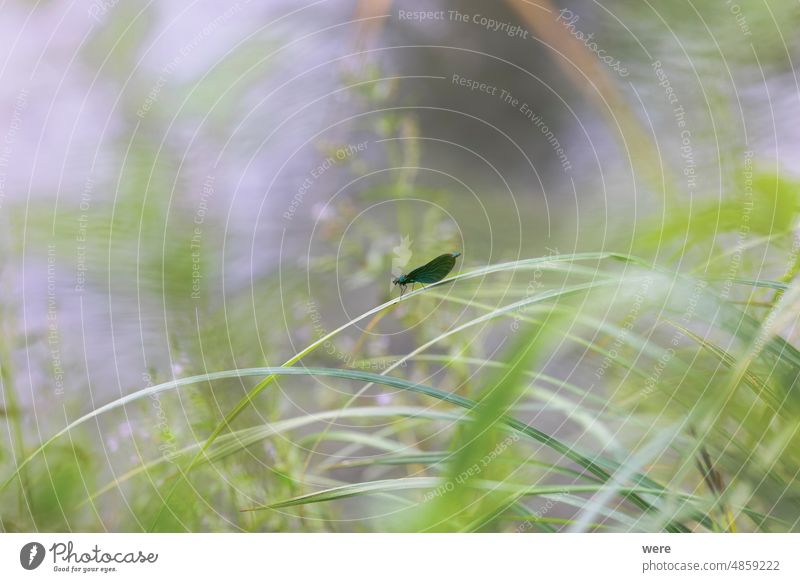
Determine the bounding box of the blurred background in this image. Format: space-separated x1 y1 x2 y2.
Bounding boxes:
1 0 799 532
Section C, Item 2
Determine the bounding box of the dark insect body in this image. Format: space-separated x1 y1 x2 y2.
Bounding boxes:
393 252 461 296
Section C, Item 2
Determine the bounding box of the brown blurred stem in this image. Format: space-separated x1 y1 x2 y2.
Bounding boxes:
689 425 736 532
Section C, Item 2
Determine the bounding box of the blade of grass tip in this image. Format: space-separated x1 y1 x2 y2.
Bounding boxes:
704 277 788 291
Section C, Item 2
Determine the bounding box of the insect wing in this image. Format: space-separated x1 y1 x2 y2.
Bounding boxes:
405 253 458 284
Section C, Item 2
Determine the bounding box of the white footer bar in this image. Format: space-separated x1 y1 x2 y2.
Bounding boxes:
1 533 797 581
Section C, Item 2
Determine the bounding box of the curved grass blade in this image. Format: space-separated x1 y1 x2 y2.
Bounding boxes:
242 478 698 512
297 431 417 453
332 452 605 483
